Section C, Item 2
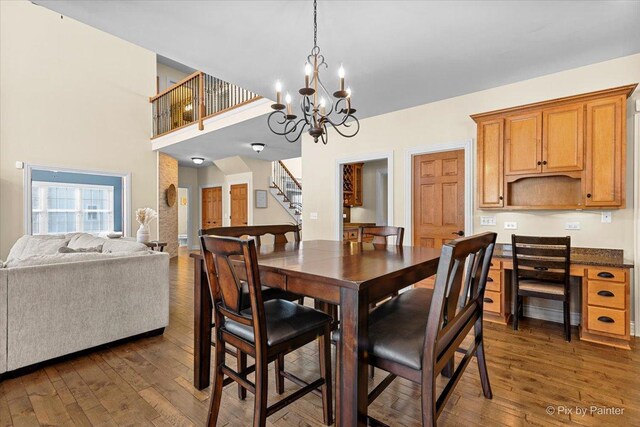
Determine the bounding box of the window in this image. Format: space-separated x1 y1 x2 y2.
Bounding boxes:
27 167 128 236
31 182 115 235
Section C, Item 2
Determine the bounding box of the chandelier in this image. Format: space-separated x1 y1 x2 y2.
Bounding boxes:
267 0 359 144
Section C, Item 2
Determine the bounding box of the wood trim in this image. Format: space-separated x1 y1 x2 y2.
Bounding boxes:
149 70 201 102
470 83 637 122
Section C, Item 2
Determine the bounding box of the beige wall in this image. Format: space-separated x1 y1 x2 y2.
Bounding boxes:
156 63 190 94
0 1 158 259
302 54 640 261
350 159 388 224
281 157 302 180
180 157 296 247
178 188 189 236
158 153 178 257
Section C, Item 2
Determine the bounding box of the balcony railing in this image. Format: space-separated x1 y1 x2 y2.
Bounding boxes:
149 71 261 139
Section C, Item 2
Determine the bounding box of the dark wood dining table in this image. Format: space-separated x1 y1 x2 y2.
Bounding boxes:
191 239 441 427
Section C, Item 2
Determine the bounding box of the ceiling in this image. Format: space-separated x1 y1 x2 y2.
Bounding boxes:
37 0 640 160
159 115 304 167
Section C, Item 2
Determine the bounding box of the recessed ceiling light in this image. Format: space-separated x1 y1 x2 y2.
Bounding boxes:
251 143 265 153
191 157 205 165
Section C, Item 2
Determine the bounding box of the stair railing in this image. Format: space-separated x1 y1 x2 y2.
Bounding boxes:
272 161 302 215
150 71 261 139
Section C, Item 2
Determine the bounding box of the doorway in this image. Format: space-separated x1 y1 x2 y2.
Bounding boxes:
178 187 189 247
230 183 248 226
202 186 222 230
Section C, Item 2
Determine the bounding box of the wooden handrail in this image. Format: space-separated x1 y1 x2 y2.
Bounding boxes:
149 70 201 102
278 160 302 191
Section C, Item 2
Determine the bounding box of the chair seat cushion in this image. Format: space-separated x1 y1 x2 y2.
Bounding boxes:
367 288 433 371
239 282 299 310
223 299 332 347
519 280 565 295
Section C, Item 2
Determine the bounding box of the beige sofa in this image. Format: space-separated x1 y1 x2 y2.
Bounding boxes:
0 234 170 374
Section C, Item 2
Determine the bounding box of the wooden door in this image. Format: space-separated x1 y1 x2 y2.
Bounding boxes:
230 183 248 226
201 187 222 229
585 96 624 207
477 119 504 207
413 150 465 249
542 103 584 172
505 112 542 175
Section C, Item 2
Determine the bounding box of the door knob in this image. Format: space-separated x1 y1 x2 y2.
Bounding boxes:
452 230 464 237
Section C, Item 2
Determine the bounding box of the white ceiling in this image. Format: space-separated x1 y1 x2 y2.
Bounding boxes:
37 0 640 160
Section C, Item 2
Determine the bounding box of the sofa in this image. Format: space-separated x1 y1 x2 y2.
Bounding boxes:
0 233 170 374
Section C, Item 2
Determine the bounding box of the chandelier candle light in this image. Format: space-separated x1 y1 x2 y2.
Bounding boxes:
267 0 359 144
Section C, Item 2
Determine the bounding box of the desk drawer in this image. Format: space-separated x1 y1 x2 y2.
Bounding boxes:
587 281 625 310
486 270 501 292
489 260 501 270
483 291 501 314
587 306 626 336
587 267 626 283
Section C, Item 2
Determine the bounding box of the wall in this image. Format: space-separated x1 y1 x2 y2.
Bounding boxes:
281 157 302 180
302 54 640 323
178 166 199 248
178 187 189 236
0 0 158 259
156 62 190 94
350 159 388 224
158 153 178 257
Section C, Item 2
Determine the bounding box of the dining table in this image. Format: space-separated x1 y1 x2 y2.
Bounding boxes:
191 239 441 427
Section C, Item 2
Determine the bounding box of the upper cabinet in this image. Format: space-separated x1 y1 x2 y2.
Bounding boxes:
343 162 364 207
472 84 636 210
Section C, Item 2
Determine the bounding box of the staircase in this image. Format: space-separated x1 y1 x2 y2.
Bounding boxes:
270 161 302 224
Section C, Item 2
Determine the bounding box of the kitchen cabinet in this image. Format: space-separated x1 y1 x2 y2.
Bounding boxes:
343 162 363 207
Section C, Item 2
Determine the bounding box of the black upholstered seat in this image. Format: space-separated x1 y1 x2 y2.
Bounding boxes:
239 282 294 310
224 299 333 347
367 288 433 370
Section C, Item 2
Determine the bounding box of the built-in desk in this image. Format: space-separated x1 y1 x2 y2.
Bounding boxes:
488 246 633 350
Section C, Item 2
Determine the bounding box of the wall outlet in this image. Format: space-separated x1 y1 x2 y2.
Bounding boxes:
565 222 581 230
601 212 612 223
504 221 517 230
480 216 496 226
309 212 318 220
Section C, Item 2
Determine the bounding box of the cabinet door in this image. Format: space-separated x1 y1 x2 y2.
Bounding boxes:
353 164 363 206
477 119 504 207
542 103 584 172
585 96 624 207
505 112 542 175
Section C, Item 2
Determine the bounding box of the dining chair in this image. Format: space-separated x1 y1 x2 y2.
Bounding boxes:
511 235 572 341
357 225 404 246
360 232 497 426
199 225 304 398
200 235 333 427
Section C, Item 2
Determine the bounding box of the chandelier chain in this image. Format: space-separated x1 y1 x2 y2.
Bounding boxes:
313 0 317 48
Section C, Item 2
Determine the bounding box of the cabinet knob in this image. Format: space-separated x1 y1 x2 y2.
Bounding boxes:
537 161 542 166
586 193 592 198
542 160 547 165
499 196 504 200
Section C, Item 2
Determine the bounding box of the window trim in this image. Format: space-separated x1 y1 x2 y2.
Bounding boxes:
24 164 132 237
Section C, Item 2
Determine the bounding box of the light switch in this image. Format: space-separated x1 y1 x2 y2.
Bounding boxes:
601 212 612 223
565 222 581 230
310 212 318 220
480 216 496 226
504 222 517 230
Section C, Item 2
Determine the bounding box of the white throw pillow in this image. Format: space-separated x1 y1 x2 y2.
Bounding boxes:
102 239 148 253
67 233 107 250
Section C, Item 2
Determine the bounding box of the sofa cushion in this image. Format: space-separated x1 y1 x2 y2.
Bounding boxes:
102 239 148 253
6 251 153 268
67 233 107 250
5 235 70 267
58 245 103 254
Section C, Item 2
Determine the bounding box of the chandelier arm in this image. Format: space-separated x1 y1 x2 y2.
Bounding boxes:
284 120 308 143
327 116 360 138
320 122 329 145
267 111 296 136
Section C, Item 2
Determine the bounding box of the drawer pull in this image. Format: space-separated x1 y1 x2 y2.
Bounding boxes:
483 297 494 304
487 277 494 282
596 290 615 297
597 271 614 278
597 316 615 324
534 266 548 271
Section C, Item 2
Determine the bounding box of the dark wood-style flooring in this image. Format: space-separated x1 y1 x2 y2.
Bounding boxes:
1 250 639 426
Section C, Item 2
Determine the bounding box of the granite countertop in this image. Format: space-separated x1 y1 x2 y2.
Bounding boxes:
493 244 634 269
343 222 376 229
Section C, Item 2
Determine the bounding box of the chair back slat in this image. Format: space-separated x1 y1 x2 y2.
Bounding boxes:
357 226 404 246
200 235 267 345
199 224 300 246
512 235 571 286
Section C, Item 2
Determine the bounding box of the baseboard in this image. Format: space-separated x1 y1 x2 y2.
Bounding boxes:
523 304 581 327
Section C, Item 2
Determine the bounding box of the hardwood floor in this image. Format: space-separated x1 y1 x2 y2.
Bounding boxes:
1 249 638 426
